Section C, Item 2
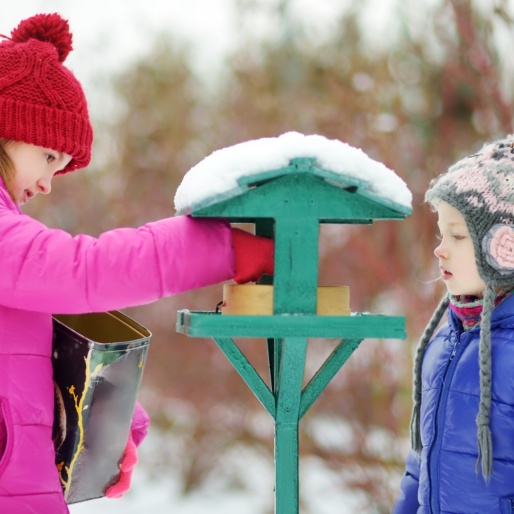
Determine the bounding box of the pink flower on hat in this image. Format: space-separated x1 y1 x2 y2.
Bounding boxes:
483 224 514 274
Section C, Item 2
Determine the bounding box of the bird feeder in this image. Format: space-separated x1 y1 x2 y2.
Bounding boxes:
175 132 412 513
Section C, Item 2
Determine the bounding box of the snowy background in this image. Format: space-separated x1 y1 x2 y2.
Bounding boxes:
70 426 359 514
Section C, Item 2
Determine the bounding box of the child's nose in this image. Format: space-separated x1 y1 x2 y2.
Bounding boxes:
434 241 447 259
37 177 52 195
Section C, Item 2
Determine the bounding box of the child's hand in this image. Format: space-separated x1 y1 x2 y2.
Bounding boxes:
105 435 138 499
231 228 274 283
105 402 149 499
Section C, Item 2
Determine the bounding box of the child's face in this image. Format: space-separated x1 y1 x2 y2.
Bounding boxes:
434 200 486 297
5 141 72 205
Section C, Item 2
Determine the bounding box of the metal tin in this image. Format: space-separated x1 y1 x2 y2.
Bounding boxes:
52 311 151 504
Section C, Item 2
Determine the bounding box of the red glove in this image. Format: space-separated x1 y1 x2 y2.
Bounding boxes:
105 434 138 499
231 227 274 284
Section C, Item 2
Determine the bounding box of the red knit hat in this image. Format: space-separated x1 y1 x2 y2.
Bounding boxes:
0 13 93 172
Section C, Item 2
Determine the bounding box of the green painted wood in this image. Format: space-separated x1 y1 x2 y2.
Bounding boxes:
299 338 363 420
275 423 300 514
192 173 406 223
276 338 307 422
176 311 407 339
237 158 412 218
212 337 276 417
274 337 307 514
227 216 372 225
274 218 319 314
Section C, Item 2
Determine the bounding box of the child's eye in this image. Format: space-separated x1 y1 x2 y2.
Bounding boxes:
452 234 466 240
45 153 55 163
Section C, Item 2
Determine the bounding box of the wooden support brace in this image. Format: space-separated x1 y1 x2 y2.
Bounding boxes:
299 338 363 420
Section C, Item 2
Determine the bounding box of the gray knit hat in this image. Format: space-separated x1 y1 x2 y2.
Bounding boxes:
411 134 514 480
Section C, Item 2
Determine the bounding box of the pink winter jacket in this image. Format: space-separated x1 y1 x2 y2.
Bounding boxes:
0 180 235 513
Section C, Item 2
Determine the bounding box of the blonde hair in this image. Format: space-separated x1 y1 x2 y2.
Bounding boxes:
0 139 15 201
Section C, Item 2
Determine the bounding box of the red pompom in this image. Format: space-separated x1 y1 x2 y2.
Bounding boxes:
11 13 73 62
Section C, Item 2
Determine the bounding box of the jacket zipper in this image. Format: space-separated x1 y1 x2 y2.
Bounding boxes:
427 329 464 514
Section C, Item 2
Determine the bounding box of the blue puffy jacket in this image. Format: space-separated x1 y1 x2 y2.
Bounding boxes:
394 294 514 514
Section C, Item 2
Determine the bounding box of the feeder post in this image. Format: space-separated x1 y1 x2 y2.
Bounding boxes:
271 208 319 512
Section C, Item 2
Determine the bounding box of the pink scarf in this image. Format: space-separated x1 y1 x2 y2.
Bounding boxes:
449 287 514 331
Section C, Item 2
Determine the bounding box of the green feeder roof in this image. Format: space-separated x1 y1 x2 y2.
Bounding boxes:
174 132 412 219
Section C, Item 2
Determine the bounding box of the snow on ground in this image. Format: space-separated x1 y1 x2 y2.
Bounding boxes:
69 421 404 514
69 454 360 514
69 425 274 514
174 132 412 214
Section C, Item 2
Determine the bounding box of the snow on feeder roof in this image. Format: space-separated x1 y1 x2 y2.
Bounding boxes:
174 131 412 215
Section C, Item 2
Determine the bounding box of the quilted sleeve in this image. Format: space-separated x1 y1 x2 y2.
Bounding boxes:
0 211 235 313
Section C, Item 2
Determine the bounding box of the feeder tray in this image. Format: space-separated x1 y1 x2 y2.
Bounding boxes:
222 285 350 316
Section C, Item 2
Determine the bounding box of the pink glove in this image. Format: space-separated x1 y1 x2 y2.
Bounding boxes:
105 401 150 499
231 227 274 284
105 434 138 499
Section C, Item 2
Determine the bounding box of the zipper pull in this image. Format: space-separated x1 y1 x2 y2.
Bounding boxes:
449 330 459 361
